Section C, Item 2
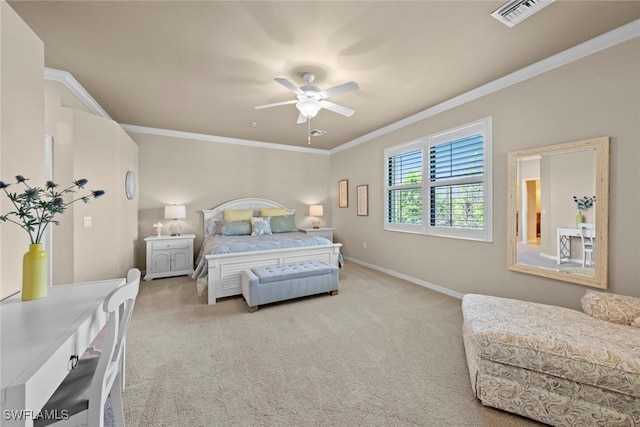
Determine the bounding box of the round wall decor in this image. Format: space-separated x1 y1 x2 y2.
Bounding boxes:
125 171 136 200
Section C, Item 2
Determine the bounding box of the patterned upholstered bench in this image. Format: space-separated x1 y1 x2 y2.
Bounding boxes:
241 261 339 312
462 293 640 426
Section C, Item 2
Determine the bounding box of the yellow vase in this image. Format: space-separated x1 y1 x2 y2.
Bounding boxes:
576 213 585 228
22 243 48 301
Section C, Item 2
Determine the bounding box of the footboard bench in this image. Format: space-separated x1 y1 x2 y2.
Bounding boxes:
241 261 339 312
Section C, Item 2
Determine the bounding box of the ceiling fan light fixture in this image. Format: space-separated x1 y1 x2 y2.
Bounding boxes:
296 99 322 119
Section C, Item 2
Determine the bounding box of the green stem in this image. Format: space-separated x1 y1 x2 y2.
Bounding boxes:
36 220 51 243
63 196 89 206
2 216 36 243
2 187 23 218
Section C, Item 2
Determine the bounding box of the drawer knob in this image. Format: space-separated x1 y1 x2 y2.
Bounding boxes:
69 354 79 370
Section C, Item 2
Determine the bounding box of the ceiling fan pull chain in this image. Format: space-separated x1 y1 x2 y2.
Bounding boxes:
308 119 311 144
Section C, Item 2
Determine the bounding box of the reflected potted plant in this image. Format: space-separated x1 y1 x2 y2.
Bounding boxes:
572 195 595 227
0 175 104 300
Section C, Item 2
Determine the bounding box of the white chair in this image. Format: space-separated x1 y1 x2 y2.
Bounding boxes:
36 268 141 427
579 223 595 267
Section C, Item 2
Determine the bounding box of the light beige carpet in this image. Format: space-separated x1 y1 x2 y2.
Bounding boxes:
123 262 540 426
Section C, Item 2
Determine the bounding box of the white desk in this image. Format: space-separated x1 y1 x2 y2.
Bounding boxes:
557 227 594 264
1 278 124 427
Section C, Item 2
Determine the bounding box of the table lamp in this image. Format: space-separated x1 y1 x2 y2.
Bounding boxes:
164 205 186 236
309 205 323 229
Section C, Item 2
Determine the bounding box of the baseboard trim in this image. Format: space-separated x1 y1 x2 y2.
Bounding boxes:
343 256 464 300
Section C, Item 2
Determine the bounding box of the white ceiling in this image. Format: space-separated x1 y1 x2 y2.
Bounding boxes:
9 1 640 150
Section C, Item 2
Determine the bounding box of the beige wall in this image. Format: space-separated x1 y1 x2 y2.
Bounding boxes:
0 1 44 298
130 132 331 270
44 81 140 284
330 38 640 309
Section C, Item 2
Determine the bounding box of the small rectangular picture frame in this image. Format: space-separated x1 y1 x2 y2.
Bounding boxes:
357 185 368 216
338 179 348 208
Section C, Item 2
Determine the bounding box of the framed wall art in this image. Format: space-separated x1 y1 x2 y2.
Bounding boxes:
338 179 348 208
357 185 368 216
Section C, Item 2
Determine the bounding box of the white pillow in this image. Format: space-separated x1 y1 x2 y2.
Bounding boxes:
251 217 272 236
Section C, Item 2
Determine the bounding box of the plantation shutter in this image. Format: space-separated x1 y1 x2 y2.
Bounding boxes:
428 134 484 229
386 147 422 225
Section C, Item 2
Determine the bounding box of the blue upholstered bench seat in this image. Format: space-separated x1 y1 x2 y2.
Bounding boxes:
251 261 333 283
241 261 339 312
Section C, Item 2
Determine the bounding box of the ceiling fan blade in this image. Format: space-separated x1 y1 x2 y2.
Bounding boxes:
275 77 304 95
296 113 308 124
254 99 297 110
319 100 355 117
320 81 359 98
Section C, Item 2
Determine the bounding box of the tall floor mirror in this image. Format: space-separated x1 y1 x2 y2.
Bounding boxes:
506 136 609 289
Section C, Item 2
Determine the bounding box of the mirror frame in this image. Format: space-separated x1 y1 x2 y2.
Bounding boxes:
507 136 609 289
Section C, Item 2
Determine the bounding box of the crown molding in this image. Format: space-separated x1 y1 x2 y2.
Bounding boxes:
331 18 640 155
44 68 111 119
120 124 331 155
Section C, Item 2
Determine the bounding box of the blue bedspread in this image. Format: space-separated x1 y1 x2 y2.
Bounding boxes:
191 232 333 292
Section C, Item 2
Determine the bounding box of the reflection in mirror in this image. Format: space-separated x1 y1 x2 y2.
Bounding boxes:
507 137 609 289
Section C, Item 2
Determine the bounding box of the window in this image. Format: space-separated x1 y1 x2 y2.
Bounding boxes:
386 140 423 232
384 117 493 241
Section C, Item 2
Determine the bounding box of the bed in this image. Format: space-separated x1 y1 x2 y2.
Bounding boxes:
192 198 342 305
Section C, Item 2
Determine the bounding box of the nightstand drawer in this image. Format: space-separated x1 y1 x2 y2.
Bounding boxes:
152 240 189 250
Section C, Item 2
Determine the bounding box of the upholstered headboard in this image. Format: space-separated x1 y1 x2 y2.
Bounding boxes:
202 198 296 236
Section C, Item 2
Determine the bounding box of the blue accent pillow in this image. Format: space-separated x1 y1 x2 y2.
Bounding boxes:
251 217 272 236
270 214 296 233
215 220 251 236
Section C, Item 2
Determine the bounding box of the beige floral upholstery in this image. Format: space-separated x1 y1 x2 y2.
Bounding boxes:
582 291 640 328
462 293 640 426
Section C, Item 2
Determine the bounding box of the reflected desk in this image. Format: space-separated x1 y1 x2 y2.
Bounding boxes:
0 278 124 427
557 227 594 264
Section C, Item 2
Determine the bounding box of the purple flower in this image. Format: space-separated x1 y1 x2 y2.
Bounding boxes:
1 175 105 244
74 179 88 188
24 188 40 200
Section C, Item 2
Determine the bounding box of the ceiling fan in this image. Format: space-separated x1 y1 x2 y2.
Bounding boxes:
254 73 359 124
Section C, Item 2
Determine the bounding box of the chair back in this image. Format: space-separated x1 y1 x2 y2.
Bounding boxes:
89 268 140 420
579 223 595 247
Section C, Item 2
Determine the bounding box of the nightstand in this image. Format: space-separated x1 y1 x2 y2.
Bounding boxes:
144 234 195 280
300 228 334 242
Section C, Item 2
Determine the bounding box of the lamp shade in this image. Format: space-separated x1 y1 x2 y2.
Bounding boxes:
309 205 324 217
164 205 186 220
296 99 322 119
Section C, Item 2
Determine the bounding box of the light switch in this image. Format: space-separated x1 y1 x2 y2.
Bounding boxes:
83 217 92 228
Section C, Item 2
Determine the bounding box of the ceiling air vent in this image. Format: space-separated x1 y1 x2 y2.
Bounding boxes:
309 129 327 137
491 0 555 27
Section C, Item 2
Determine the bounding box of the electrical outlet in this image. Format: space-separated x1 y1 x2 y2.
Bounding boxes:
363 241 367 249
83 216 92 228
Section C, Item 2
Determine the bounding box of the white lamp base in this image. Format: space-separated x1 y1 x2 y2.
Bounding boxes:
312 217 320 229
168 220 182 236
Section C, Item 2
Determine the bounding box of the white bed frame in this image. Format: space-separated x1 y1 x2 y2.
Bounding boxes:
202 198 342 305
